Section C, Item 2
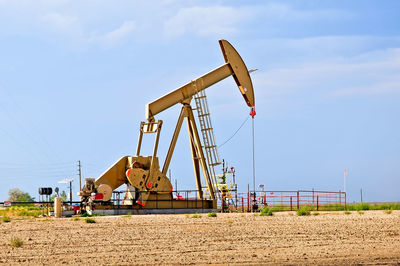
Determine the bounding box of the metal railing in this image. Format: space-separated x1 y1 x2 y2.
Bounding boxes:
1 190 346 212
220 190 346 212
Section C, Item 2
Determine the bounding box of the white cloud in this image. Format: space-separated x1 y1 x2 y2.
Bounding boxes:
98 20 136 47
254 47 400 100
41 12 82 36
164 6 246 37
258 3 354 21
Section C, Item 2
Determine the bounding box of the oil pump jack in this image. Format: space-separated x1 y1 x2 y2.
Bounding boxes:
78 40 255 212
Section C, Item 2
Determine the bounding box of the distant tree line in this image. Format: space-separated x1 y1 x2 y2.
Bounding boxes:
7 188 67 202
8 188 35 202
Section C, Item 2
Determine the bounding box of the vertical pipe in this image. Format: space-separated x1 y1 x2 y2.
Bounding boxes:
69 181 72 207
297 191 300 210
252 116 256 207
247 184 250 212
241 197 244 213
150 121 162 174
136 122 144 156
317 195 319 211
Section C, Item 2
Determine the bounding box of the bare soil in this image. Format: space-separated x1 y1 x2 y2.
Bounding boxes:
0 211 399 265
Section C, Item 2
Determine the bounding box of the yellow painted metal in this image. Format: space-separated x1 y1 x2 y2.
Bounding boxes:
161 103 214 199
219 40 255 107
94 156 129 190
146 40 255 121
126 167 148 191
80 40 254 210
185 105 215 199
193 90 221 195
97 184 113 201
162 107 186 175
146 64 232 121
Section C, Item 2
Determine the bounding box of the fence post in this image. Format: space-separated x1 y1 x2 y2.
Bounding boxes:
290 196 292 211
241 197 244 213
317 195 319 211
247 192 250 212
297 191 300 210
344 192 347 210
221 196 224 213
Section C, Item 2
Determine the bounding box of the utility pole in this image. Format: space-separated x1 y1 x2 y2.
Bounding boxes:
78 160 82 191
360 188 363 202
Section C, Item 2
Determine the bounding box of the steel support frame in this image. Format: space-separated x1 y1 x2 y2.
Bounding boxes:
162 103 215 200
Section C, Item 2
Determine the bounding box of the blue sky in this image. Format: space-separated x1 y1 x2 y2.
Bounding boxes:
0 0 399 203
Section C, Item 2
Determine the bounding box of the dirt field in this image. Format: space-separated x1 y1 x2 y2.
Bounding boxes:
1 210 399 265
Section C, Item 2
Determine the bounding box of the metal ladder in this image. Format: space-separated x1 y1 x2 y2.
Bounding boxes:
193 90 221 198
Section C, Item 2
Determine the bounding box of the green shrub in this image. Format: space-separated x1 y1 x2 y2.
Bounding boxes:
16 210 41 217
385 210 392 214
357 211 364 215
8 206 39 211
208 212 217 217
260 206 273 216
84 218 96 223
312 212 319 216
296 206 311 216
356 203 370 211
344 211 351 215
79 213 105 217
2 216 11 222
347 203 400 211
71 216 80 221
10 237 23 247
191 213 201 218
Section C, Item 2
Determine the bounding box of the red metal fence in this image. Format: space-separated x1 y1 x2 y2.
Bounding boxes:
220 190 346 212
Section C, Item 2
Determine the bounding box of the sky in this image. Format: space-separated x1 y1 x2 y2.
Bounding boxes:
0 0 399 203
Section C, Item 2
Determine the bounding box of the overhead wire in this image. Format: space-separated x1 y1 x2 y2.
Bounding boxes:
218 115 250 148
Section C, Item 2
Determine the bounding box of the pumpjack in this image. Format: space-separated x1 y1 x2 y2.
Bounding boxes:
78 40 255 212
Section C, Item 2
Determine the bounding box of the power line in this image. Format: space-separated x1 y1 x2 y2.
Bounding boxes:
219 116 250 148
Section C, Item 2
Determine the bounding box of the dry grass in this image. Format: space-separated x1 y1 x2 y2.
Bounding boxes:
10 237 23 247
0 212 399 265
